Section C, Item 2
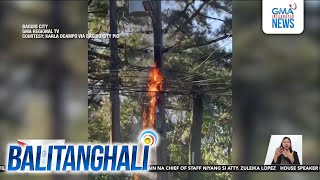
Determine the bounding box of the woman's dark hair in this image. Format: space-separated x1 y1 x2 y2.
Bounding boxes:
280 137 293 152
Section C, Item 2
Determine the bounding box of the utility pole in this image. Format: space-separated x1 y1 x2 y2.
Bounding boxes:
152 1 168 179
109 0 121 142
188 83 204 180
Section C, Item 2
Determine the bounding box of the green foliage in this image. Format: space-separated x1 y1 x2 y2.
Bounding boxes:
88 99 111 143
119 97 142 142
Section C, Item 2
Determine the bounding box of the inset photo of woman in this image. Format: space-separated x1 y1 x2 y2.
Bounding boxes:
264 135 302 165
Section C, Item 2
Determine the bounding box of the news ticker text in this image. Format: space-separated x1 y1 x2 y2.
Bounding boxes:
148 165 320 172
1 165 320 173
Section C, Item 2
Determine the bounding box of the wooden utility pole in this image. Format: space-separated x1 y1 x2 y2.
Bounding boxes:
188 83 204 180
152 1 168 179
109 0 121 142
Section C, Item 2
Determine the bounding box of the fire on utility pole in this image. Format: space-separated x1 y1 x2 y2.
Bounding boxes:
128 0 168 179
152 1 169 180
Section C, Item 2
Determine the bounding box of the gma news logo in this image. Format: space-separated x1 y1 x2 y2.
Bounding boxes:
2 129 159 173
263 0 304 34
271 4 296 29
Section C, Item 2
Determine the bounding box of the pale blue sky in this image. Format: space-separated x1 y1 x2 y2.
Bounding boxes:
162 1 232 52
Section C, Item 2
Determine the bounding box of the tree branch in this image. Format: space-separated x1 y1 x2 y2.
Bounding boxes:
88 11 107 14
89 39 150 53
184 0 212 26
198 13 225 22
209 0 232 13
169 34 232 52
88 50 110 60
175 0 212 34
164 0 196 31
89 39 109 48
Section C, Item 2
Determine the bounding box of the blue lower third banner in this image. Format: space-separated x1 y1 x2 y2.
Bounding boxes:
148 165 320 172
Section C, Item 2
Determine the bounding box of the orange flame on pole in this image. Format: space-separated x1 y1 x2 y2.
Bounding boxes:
143 66 163 128
136 66 163 180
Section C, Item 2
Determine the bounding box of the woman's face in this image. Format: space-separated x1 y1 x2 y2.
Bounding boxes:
282 138 291 150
